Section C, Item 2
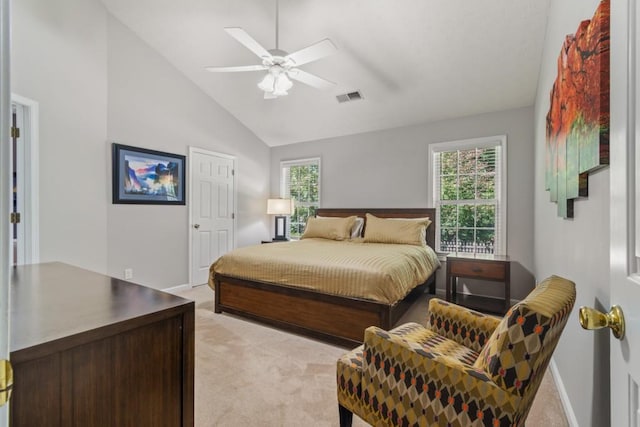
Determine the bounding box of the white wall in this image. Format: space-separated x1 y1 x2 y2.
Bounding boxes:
12 0 271 289
12 0 109 274
271 107 536 300
533 1 610 425
107 16 270 288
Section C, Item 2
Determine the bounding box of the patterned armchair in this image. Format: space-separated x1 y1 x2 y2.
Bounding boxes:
336 275 576 427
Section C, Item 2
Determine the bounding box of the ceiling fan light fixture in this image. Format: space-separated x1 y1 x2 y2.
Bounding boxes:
258 70 292 97
257 73 276 93
273 73 293 96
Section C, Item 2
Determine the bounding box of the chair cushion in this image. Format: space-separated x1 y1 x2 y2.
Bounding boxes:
409 325 481 366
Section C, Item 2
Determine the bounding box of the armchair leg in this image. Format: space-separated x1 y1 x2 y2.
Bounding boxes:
339 404 353 427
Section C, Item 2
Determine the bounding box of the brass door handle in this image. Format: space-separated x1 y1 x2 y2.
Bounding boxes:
579 305 625 339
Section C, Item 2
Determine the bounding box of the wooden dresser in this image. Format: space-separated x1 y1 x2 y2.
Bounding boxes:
9 262 194 426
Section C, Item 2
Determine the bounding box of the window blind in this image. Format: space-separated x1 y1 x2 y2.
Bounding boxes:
431 137 506 255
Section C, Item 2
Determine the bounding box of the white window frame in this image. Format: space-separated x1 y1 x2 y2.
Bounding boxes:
428 135 507 255
280 157 321 238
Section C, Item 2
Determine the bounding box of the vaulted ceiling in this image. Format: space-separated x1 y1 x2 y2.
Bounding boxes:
100 0 550 146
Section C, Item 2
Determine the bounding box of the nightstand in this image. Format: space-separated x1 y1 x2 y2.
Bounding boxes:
261 239 288 244
446 254 511 314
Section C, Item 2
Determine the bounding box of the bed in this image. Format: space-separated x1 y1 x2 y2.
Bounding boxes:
210 208 439 347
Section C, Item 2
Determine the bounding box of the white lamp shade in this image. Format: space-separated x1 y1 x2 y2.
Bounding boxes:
272 73 293 96
267 198 293 215
258 73 275 93
258 69 292 97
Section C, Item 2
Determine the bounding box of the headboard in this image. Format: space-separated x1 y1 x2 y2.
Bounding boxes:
315 208 436 249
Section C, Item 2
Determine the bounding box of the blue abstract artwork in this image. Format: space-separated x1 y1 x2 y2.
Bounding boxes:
112 144 186 205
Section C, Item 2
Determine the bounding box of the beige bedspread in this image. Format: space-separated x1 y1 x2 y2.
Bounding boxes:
209 238 440 305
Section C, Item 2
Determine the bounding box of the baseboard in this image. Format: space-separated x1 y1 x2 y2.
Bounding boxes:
549 358 579 427
163 283 191 292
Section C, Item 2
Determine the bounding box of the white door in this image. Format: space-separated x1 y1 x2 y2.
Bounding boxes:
189 148 235 286
609 0 640 425
0 0 11 423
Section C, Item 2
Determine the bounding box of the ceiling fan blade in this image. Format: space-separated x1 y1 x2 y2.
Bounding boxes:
224 27 272 60
205 65 268 73
288 69 336 90
285 39 337 66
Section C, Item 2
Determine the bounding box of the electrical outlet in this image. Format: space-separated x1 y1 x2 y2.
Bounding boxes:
124 268 133 280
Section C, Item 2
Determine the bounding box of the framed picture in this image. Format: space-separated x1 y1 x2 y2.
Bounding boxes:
112 143 186 205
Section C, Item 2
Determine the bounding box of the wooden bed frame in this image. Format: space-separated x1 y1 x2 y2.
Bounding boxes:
213 208 438 347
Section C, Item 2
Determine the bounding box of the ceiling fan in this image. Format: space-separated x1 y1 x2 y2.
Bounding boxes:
205 0 337 99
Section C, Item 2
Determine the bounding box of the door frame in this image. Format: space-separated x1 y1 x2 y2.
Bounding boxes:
187 146 237 287
10 94 39 265
0 0 10 422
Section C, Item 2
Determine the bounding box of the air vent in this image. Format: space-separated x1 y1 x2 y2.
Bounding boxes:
336 90 364 104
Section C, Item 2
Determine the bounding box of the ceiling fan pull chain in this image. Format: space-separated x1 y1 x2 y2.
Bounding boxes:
275 0 279 50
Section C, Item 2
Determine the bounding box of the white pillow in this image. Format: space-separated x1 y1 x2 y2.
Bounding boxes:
351 217 365 238
317 215 365 239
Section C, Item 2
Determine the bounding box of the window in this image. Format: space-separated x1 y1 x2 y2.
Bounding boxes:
280 158 320 239
429 136 507 255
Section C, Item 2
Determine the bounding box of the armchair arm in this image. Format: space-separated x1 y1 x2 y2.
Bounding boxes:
426 298 501 353
360 326 520 426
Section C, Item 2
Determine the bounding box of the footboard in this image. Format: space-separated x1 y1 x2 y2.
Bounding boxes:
214 274 434 347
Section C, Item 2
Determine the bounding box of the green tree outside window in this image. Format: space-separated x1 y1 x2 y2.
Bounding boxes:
437 147 498 254
282 160 320 239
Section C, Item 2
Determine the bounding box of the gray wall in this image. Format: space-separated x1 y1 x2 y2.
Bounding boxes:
12 0 271 289
271 107 536 300
12 0 109 274
106 16 270 288
533 0 610 425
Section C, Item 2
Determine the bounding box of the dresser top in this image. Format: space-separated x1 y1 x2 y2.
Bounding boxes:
10 262 193 356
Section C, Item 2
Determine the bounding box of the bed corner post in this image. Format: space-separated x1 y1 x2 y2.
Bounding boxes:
214 279 222 313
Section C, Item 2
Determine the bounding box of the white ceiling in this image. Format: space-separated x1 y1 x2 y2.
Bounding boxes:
100 0 550 146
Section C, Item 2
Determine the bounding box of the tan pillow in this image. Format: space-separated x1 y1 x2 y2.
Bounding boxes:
317 215 365 238
363 213 431 246
301 216 357 241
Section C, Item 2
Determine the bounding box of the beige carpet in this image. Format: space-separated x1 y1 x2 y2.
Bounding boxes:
171 285 569 427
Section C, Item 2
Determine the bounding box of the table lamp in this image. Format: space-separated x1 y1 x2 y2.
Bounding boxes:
267 198 293 241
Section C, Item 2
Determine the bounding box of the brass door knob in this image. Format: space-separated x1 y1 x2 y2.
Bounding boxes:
579 305 625 339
